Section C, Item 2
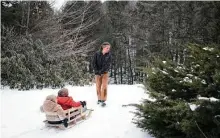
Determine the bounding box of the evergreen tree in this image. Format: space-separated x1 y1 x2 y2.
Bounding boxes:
2 1 220 89
134 44 220 138
1 1 92 89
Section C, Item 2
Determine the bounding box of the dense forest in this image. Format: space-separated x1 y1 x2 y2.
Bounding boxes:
2 1 220 89
1 1 220 137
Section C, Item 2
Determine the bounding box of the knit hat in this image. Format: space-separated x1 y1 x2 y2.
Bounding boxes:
58 88 69 97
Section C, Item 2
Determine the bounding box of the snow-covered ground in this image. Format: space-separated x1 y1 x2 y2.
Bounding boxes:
1 84 153 138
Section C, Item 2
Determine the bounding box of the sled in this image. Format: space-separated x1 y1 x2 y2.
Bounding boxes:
43 106 93 129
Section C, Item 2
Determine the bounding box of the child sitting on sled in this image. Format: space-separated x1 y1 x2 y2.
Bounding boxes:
57 88 87 111
40 95 69 128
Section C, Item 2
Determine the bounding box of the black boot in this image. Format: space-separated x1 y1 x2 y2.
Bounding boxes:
101 100 106 107
62 118 68 128
80 101 87 107
97 100 101 104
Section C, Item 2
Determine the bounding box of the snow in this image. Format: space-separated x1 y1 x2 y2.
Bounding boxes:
195 64 200 68
201 79 206 84
174 69 179 73
162 61 166 64
159 69 168 75
194 76 199 80
198 96 220 102
177 66 182 69
198 97 209 100
203 47 214 51
183 77 192 83
161 70 168 75
186 74 193 77
189 104 199 111
1 84 154 138
210 97 220 102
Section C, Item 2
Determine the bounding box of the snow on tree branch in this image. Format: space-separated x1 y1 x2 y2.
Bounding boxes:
198 96 220 102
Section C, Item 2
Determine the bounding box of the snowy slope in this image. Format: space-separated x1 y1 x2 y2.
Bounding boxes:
1 84 154 138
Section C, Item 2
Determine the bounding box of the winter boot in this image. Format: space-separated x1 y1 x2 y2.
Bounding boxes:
62 118 68 128
101 100 106 107
97 100 101 104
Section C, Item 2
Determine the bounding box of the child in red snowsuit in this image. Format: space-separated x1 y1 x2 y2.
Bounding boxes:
57 88 86 110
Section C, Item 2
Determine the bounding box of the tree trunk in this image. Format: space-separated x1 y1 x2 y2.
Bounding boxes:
120 64 123 84
26 1 30 35
127 45 133 84
114 60 117 84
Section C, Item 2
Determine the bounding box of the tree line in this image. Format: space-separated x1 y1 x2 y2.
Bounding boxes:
1 1 220 87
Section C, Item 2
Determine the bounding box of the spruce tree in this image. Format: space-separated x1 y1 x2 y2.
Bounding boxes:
134 44 220 138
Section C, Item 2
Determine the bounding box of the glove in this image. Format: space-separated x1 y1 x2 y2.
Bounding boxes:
80 101 84 107
80 101 87 108
62 118 68 128
81 101 86 107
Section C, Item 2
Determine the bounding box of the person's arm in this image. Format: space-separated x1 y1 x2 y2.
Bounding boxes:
101 54 112 74
56 105 66 120
40 106 44 113
92 53 99 75
67 97 82 107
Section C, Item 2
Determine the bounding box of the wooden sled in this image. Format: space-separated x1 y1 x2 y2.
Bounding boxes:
43 106 93 129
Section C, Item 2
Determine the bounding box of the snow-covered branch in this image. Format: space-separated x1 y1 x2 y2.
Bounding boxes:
198 96 220 102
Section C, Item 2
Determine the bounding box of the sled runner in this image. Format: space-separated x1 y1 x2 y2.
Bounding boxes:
43 106 93 129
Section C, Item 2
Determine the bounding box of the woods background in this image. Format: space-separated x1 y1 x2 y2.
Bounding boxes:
1 1 220 89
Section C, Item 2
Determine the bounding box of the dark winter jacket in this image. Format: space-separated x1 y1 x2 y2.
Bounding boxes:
93 51 112 75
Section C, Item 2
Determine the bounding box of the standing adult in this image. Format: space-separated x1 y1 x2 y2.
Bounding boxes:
93 42 112 107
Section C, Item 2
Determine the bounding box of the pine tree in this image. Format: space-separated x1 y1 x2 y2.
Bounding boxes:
1 1 93 89
134 44 220 138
